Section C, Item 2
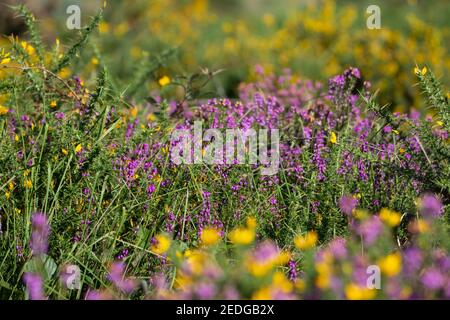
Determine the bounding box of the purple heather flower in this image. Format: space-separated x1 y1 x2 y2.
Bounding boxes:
223 285 240 300
386 280 402 299
253 241 279 263
30 212 50 256
358 216 383 245
445 281 450 299
55 112 65 120
339 195 358 216
328 237 347 259
288 259 298 281
403 247 423 274
421 268 445 290
195 282 216 299
330 276 344 298
147 184 156 196
85 289 112 300
107 262 137 294
383 126 392 133
348 67 361 79
151 273 168 292
419 194 443 219
23 272 46 300
432 249 450 272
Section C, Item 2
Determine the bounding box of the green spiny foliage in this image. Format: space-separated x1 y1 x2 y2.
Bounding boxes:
14 5 44 63
417 69 450 132
126 47 178 100
53 11 103 74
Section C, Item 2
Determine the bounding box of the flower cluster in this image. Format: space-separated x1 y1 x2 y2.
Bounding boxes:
84 194 448 300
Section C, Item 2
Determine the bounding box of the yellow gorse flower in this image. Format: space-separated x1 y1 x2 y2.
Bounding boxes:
378 252 402 277
0 105 9 115
379 208 401 227
252 286 272 300
246 216 257 229
0 49 11 64
151 234 171 255
410 218 430 234
99 22 110 34
24 179 32 189
294 231 318 250
271 271 293 293
21 41 35 56
246 248 289 277
247 259 274 277
229 227 255 245
75 144 82 153
200 227 221 246
158 75 171 87
329 131 337 144
345 283 376 300
147 113 157 122
414 66 427 76
314 251 334 289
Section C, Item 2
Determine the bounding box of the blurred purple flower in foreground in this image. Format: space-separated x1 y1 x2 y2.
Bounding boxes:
339 195 358 216
107 262 137 294
419 194 443 219
30 212 50 256
23 272 46 300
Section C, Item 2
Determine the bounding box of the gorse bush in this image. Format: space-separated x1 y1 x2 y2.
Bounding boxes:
12 0 448 110
0 5 448 300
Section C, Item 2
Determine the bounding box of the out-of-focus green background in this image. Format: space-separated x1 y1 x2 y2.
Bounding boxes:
1 0 449 110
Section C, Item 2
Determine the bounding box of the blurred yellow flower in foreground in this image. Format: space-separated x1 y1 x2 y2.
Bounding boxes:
99 22 110 34
151 234 171 255
0 105 9 115
229 227 255 245
378 252 402 277
246 216 257 229
294 231 318 250
379 208 401 227
252 286 272 300
201 227 221 246
345 283 376 300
